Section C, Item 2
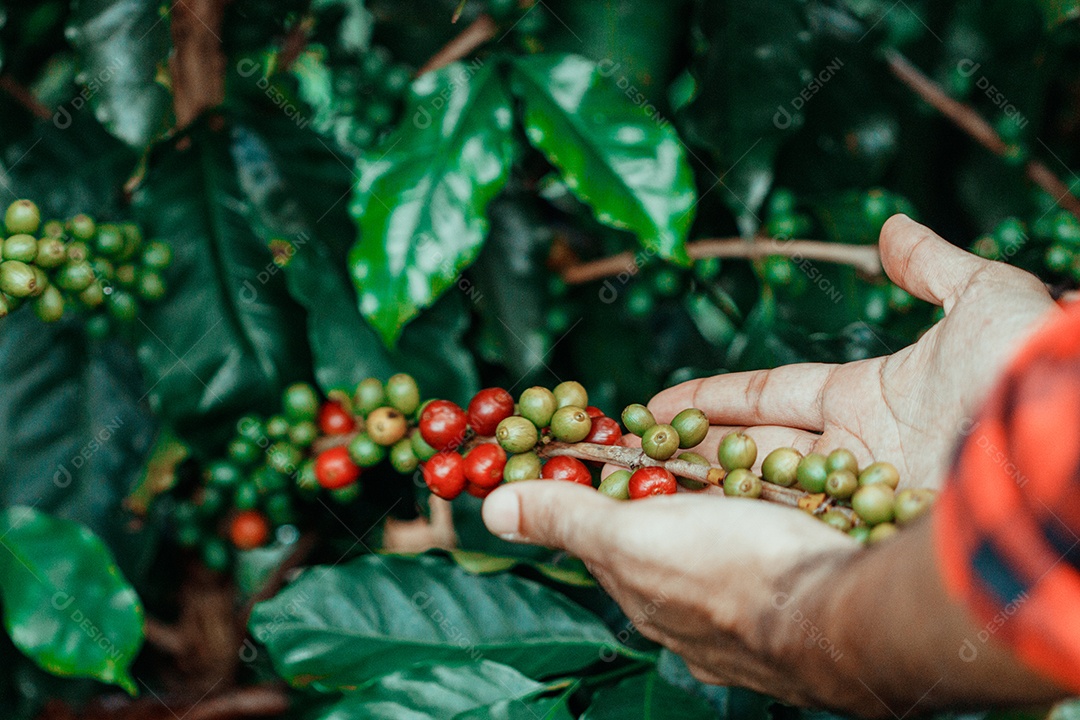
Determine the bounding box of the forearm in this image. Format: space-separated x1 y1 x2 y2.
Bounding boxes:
787 517 1065 715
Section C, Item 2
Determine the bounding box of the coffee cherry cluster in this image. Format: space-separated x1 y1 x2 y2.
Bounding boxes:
0 199 170 330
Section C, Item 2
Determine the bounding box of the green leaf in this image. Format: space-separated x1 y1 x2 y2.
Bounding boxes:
0 507 143 693
314 661 545 719
250 554 644 690
656 649 773 720
420 549 596 587
348 60 518 347
510 53 695 263
67 0 172 148
455 693 577 720
581 671 715 720
132 118 312 450
681 0 811 234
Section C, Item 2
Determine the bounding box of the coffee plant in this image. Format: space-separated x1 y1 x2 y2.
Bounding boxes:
0 0 1077 718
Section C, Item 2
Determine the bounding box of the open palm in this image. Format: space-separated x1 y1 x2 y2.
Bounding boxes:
648 215 1059 490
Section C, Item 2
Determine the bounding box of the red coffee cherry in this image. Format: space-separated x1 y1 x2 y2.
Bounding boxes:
463 443 508 489
315 446 360 489
583 416 622 445
465 482 496 499
318 401 357 435
420 400 468 451
229 510 270 550
422 452 467 499
466 388 515 436
585 406 605 419
628 467 677 498
540 456 592 485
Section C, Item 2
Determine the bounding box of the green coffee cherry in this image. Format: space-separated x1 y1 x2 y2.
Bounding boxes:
79 282 105 308
283 383 319 422
206 461 242 489
95 224 126 257
496 416 539 453
825 470 858 500
820 509 853 533
267 443 302 475
3 234 37 263
33 285 64 323
826 449 859 475
29 266 47 297
233 482 259 510
503 452 542 482
56 260 95 292
761 448 801 487
5 200 40 235
852 484 895 525
0 294 10 318
266 414 291 439
390 438 419 473
106 289 137 322
237 414 266 442
354 378 386 416
66 241 89 263
723 468 762 498
641 423 679 460
598 469 632 500
288 421 318 447
894 488 936 525
671 408 708 448
332 483 361 504
35 237 66 268
137 271 166 302
674 451 709 490
0 260 38 297
115 264 137 287
796 453 829 493
550 406 592 443
253 466 288 494
228 437 261 466
348 433 386 467
295 461 319 496
411 428 438 462
69 213 95 240
386 373 421 415
848 525 872 544
621 404 656 436
201 538 230 572
717 432 757 471
868 523 898 544
553 380 588 409
142 240 172 269
519 386 557 428
858 461 900 489
42 220 64 238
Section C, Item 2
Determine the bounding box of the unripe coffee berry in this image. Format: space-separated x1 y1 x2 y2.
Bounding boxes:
419 399 468 450
206 461 242 489
106 289 137 322
550 406 592 443
354 378 386 416
288 421 318 447
266 414 290 439
0 260 38 297
628 467 677 498
519 387 557 428
4 234 37 263
825 470 858 500
868 522 898 544
315 446 360 489
95 225 125 257
29 266 46 297
366 406 408 446
540 456 592 485
467 387 515 436
69 213 95 240
228 438 260 466
503 452 542 482
253 466 287 494
283 382 320 422
826 448 859 475
464 443 508 489
33 285 64 323
621 403 656 436
319 401 357 435
848 525 872 544
641 423 679 460
583 416 622 445
386 373 421 415
496 416 539 454
717 432 757 471
331 484 361 504
671 408 708 448
234 481 260 510
598 469 632 499
553 380 588 409
423 452 467 499
5 200 40 234
820 509 853 533
894 488 936 525
267 443 302 475
35 237 66 268
761 448 802 487
79 282 104 308
723 468 762 498
390 438 419 473
348 432 386 467
852 484 895 525
796 453 828 493
673 452 709 490
858 461 900 489
230 510 270 550
411 428 438 462
56 262 94 292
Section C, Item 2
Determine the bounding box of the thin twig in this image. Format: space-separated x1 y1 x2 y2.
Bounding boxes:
169 0 226 130
416 13 498 76
561 237 882 285
885 49 1080 221
143 617 187 656
0 76 51 120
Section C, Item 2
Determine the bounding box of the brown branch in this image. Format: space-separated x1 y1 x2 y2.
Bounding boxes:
239 532 317 629
277 16 314 73
561 237 882 285
416 13 498 76
169 0 226 130
0 76 51 120
185 684 290 720
143 617 187 657
885 49 1080 221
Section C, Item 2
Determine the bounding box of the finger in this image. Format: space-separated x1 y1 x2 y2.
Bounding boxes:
482 480 618 557
879 214 994 311
649 364 836 430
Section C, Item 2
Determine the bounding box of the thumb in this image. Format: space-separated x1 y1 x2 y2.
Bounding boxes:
482 481 618 557
879 214 993 310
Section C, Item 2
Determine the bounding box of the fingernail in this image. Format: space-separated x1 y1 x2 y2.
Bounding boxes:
482 488 523 541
